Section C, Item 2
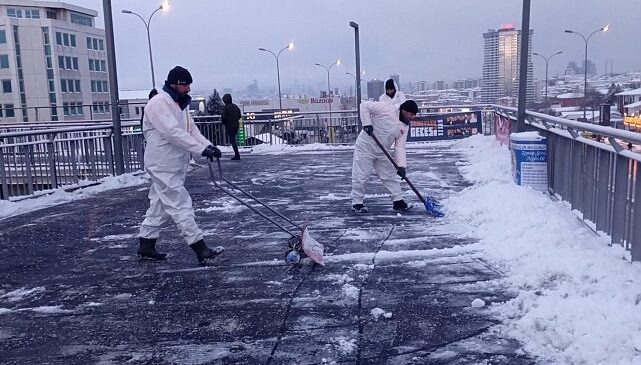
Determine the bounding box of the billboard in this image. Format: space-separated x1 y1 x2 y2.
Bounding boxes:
407 111 482 141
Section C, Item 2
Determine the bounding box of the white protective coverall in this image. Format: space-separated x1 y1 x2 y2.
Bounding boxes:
138 89 211 245
351 101 409 205
378 81 407 108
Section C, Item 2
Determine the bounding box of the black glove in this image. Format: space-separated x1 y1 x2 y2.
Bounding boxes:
397 167 406 179
363 125 373 135
202 145 222 161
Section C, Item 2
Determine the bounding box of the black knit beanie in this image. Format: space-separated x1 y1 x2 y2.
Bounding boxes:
400 100 418 114
166 66 193 85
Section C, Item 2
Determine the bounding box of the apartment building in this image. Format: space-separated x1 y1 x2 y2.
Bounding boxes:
0 0 109 122
481 25 534 104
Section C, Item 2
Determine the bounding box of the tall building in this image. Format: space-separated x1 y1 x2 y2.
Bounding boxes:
481 25 534 104
367 79 384 100
0 1 109 122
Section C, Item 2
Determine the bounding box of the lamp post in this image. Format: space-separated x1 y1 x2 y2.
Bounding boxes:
258 42 294 111
121 1 169 89
532 51 563 106
349 21 362 126
315 59 340 115
564 25 609 121
346 70 365 97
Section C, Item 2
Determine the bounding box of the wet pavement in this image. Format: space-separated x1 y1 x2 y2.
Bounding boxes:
0 144 535 364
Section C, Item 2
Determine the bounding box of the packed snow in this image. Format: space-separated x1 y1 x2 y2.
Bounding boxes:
1 136 640 364
448 135 641 365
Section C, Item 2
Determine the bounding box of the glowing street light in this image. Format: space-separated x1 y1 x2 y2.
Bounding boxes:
121 2 170 88
258 42 294 111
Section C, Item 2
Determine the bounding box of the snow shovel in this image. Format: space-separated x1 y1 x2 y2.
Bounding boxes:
207 159 325 265
368 133 445 217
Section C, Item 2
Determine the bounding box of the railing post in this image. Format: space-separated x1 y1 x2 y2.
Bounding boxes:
23 145 34 195
46 133 58 190
104 136 115 176
0 146 9 200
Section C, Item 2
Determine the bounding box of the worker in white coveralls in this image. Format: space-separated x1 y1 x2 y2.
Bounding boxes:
137 66 224 265
379 78 406 108
351 99 419 213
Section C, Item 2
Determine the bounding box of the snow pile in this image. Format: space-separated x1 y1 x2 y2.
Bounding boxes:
449 135 641 365
370 307 393 320
0 286 45 302
0 173 148 221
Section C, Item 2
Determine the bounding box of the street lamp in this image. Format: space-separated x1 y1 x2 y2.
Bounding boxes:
315 59 341 114
258 42 294 111
564 25 609 121
346 70 365 97
532 51 563 106
121 1 169 88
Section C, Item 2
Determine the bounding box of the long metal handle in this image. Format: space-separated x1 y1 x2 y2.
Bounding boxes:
368 133 426 203
215 158 301 230
207 161 298 237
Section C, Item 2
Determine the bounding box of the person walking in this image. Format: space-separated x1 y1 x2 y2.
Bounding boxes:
137 66 224 265
221 93 242 160
379 78 406 108
351 99 418 213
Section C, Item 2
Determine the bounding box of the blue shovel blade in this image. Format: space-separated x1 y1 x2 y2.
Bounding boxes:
423 196 444 217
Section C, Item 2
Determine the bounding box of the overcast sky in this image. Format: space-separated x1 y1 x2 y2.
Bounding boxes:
70 0 641 93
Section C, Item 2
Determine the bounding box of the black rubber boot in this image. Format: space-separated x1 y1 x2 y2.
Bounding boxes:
351 204 368 213
392 200 411 211
137 238 167 260
190 239 224 265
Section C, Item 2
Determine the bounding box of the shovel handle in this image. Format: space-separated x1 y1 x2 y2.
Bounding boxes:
368 133 426 203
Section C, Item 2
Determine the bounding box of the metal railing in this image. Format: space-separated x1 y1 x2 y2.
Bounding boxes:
0 111 359 200
194 110 359 146
494 105 641 261
0 122 143 200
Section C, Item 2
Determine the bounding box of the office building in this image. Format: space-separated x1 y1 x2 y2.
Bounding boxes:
481 25 534 104
367 79 384 100
0 0 109 122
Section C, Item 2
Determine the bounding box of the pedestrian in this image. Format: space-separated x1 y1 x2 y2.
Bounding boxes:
139 88 158 131
379 78 406 107
221 93 242 160
351 99 418 213
137 66 224 265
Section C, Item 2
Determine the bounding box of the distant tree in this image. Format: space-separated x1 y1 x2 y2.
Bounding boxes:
206 89 224 115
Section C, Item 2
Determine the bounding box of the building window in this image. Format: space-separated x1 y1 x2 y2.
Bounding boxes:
24 9 40 19
88 59 94 71
98 39 104 51
63 33 69 46
0 55 9 68
70 34 76 47
75 80 80 92
70 12 93 27
65 56 72 69
58 55 64 69
4 104 15 118
0 30 5 44
61 79 67 92
7 9 22 18
56 32 62 45
2 80 11 93
100 60 106 72
46 10 57 19
72 57 78 70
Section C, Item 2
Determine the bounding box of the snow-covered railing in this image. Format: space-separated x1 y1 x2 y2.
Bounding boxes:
493 105 641 261
0 124 143 200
